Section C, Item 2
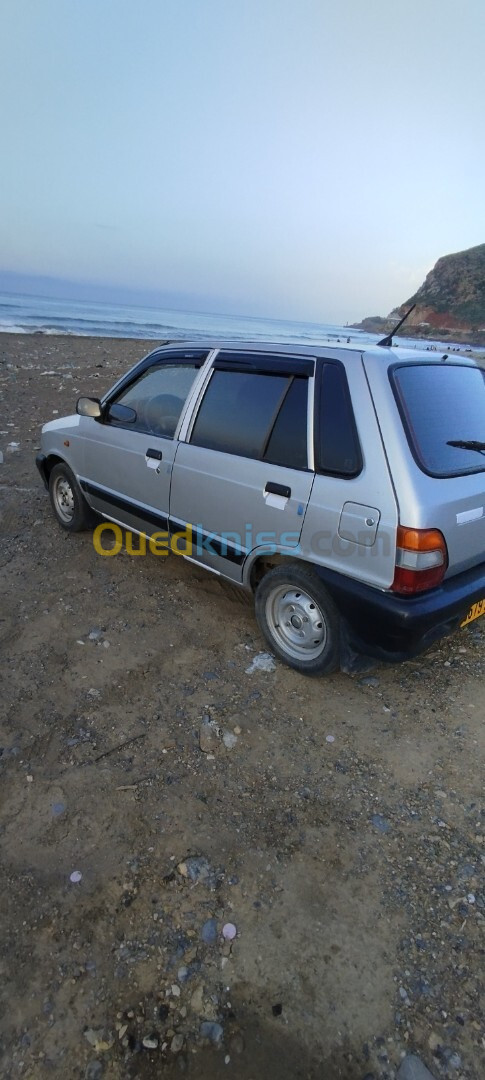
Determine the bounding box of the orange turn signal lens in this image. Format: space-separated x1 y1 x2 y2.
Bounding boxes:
396 526 446 552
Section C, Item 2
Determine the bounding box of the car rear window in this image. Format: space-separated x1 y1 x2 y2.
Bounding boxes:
390 363 485 477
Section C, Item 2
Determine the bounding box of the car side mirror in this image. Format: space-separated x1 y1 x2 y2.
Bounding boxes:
77 396 102 419
107 403 137 423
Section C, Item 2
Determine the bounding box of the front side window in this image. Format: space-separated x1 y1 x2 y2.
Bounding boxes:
190 369 308 467
111 364 199 438
391 363 485 477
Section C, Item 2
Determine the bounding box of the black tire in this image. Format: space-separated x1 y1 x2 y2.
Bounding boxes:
48 462 94 532
254 562 341 676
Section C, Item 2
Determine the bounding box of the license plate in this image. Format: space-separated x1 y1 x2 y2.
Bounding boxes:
461 598 485 627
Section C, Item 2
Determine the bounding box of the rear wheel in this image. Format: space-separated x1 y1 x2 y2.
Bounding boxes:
48 462 94 532
254 562 340 675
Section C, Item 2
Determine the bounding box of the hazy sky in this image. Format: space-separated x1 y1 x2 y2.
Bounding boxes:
1 0 484 323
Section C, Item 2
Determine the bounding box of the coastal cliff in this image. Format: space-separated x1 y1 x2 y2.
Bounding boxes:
354 243 485 345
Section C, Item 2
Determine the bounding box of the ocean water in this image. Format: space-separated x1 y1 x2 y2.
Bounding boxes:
0 290 475 353
0 290 370 345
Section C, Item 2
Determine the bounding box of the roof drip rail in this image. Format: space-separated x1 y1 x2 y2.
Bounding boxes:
377 304 416 347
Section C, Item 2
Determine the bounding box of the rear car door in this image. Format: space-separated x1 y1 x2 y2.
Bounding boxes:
169 351 315 580
299 358 399 588
79 350 208 535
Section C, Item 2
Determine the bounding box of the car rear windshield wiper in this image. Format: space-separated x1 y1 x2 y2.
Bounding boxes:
447 439 485 455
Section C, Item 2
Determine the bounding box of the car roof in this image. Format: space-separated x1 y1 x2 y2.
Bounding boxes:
147 338 480 368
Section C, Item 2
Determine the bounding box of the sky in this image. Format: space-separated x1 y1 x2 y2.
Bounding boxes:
1 0 484 324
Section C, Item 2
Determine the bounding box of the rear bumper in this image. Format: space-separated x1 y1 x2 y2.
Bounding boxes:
314 562 485 662
35 453 49 489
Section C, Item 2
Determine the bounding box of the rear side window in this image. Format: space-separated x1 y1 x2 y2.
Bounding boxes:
390 363 485 477
316 362 362 476
264 377 308 468
190 369 308 468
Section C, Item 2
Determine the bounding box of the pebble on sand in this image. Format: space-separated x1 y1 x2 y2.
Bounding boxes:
245 652 276 674
200 1021 224 1045
397 1053 437 1080
200 918 218 945
142 1034 159 1050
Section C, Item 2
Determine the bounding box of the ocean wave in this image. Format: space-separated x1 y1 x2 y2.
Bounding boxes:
0 315 202 338
0 320 201 340
38 327 70 335
0 321 28 333
0 320 72 336
7 312 187 333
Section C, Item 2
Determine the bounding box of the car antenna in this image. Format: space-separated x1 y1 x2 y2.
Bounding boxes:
377 303 416 347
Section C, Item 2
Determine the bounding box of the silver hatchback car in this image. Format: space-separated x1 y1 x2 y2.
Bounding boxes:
36 339 485 675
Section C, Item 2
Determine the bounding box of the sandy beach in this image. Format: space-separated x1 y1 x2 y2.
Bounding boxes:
1 333 484 1079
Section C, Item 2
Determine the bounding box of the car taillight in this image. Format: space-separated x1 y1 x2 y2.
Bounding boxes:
392 526 448 594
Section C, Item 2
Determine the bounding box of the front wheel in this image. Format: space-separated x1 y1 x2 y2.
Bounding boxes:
254 563 341 676
48 462 94 532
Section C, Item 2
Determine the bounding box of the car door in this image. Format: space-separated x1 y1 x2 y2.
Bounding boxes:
79 352 208 536
299 358 399 588
169 352 316 581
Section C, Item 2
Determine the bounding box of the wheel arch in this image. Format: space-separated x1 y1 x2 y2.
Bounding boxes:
44 452 70 480
246 550 352 614
36 452 70 489
246 549 320 593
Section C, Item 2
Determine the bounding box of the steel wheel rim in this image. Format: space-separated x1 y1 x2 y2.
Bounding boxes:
265 584 327 660
53 475 75 523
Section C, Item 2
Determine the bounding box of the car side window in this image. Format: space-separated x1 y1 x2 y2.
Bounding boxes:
190 369 308 468
316 362 362 476
110 364 199 439
264 377 308 469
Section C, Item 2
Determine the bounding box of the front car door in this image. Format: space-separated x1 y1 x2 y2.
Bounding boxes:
79 349 209 536
169 351 316 581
